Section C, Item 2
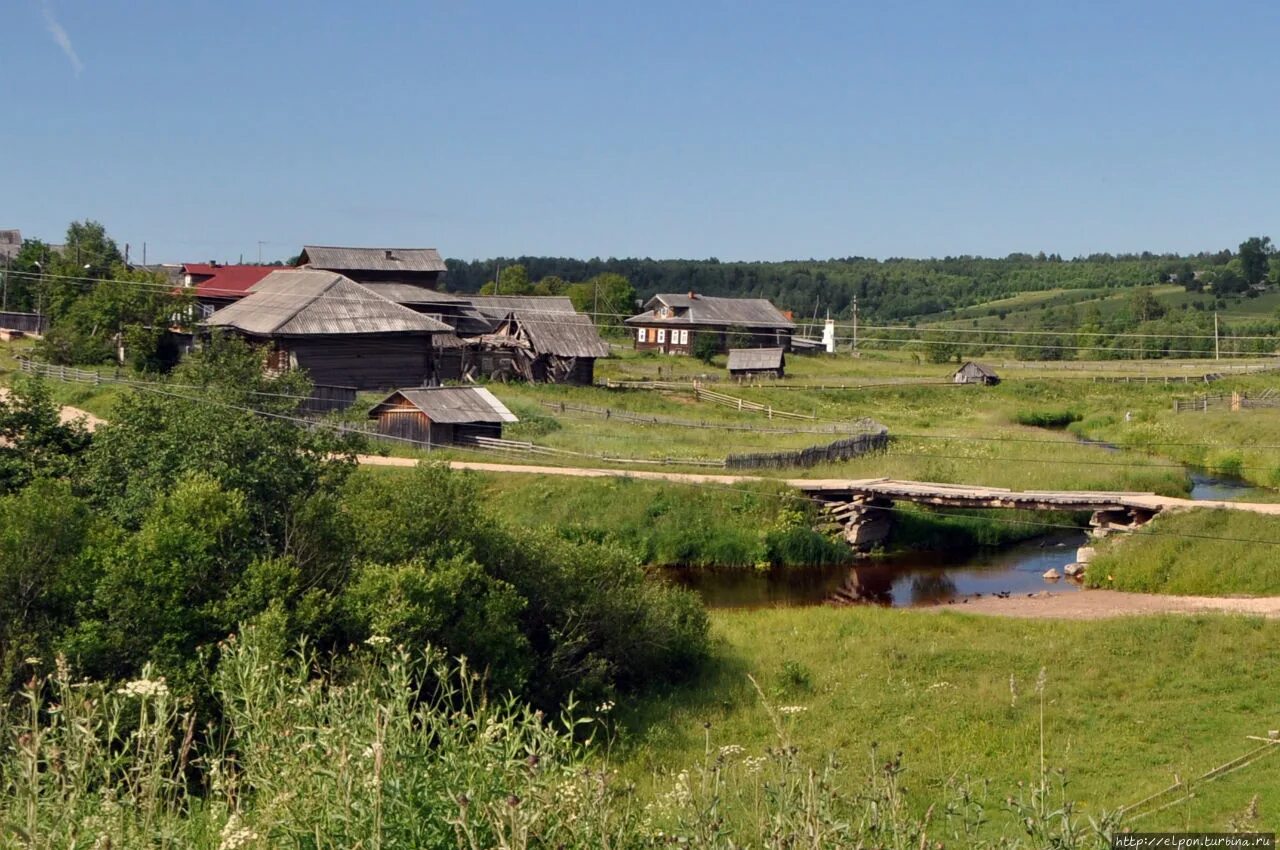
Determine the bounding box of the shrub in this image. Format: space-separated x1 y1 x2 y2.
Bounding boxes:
1013 408 1082 428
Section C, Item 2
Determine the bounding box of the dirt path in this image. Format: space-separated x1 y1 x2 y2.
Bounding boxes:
925 589 1280 620
0 388 104 431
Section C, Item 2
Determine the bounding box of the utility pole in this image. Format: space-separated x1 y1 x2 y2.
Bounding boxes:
1215 311 1220 360
852 295 859 356
142 242 147 265
258 241 266 264
2 253 9 312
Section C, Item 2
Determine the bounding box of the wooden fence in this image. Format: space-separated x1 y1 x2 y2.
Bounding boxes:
297 384 358 415
0 311 48 335
1173 390 1280 413
692 385 817 420
538 400 879 435
725 429 890 470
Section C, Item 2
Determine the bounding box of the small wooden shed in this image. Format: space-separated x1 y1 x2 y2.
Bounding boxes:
953 361 999 385
727 347 786 379
368 387 518 446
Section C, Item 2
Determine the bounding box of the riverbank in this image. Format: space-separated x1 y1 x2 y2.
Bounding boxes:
619 606 1280 833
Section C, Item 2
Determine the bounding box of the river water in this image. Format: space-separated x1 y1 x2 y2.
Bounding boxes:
664 469 1260 610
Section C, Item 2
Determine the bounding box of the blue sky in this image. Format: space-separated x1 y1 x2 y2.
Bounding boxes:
6 0 1280 263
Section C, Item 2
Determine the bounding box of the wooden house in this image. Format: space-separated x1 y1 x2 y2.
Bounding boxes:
203 269 452 390
727 347 785 379
0 229 21 262
296 245 447 288
952 361 999 385
464 295 610 385
625 293 794 355
368 387 518 446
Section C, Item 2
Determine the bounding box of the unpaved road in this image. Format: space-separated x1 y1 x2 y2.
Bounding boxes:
925 589 1280 620
0 388 104 431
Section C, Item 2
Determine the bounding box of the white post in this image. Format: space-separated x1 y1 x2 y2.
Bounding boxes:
1215 312 1220 360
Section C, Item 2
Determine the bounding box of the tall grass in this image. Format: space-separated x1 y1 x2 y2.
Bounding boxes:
1 630 1128 848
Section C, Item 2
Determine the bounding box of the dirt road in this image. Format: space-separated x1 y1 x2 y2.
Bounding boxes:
0 388 103 431
926 589 1280 620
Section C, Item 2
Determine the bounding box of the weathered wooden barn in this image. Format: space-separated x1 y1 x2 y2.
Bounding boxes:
203 270 452 390
625 293 795 355
727 346 785 379
296 245 447 288
953 361 999 385
462 296 611 385
368 387 518 446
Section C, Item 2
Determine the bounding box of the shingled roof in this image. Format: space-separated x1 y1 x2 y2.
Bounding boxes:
204 270 451 336
369 387 518 424
625 293 795 329
298 246 447 273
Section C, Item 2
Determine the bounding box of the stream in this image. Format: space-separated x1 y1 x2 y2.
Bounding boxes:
664 466 1261 610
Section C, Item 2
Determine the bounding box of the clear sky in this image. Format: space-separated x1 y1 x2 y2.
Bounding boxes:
6 0 1280 263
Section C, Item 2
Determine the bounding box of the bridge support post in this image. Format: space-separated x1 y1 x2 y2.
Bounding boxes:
821 496 894 552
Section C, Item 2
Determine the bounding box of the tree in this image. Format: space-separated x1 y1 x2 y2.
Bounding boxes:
479 264 532 296
1238 236 1273 286
1128 287 1166 322
566 273 636 329
0 376 92 494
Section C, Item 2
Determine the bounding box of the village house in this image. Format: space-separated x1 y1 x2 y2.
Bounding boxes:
203 269 451 390
0 230 21 262
368 386 518 446
727 347 786 379
181 263 278 317
624 293 794 355
952 361 999 385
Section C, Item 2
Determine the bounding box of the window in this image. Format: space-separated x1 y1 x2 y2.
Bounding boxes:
637 327 646 343
657 329 666 344
679 329 689 345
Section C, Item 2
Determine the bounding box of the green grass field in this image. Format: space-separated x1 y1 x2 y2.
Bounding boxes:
619 607 1280 834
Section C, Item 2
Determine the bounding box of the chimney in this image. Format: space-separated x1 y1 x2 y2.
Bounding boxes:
688 291 697 299
385 250 396 261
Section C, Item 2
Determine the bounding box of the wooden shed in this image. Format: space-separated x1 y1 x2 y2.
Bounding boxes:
952 361 999 385
368 387 518 446
727 347 785 379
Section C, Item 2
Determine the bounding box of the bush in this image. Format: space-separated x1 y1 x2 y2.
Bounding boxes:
1013 408 1082 428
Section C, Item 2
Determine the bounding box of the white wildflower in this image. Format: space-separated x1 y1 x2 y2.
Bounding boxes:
117 677 168 699
364 635 391 647
218 813 258 850
596 700 615 714
778 705 808 716
743 756 767 774
24 656 40 666
718 744 744 758
928 681 953 690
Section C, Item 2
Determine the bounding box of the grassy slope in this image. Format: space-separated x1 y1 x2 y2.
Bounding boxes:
1090 509 1280 595
621 607 1280 832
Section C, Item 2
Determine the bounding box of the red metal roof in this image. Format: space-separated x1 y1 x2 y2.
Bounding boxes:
182 264 276 300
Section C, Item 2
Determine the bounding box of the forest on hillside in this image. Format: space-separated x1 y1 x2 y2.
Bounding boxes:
444 245 1271 322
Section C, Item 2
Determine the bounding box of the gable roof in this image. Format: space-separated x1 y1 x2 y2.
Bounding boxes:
369 387 518 424
956 361 998 377
182 263 277 300
358 282 469 305
625 293 795 329
204 269 451 336
727 347 785 371
0 230 21 261
473 295 610 358
298 246 447 273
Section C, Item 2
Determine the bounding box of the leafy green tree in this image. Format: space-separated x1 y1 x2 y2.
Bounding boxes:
0 376 91 494
532 275 568 296
0 479 92 688
566 273 637 329
1128 287 1167 322
478 264 532 296
693 331 719 363
1238 236 1273 286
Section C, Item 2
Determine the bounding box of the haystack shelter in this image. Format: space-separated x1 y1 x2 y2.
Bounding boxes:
727 347 785 379
368 387 518 446
952 361 1000 385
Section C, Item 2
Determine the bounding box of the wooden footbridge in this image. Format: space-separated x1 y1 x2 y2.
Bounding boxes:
791 478 1166 549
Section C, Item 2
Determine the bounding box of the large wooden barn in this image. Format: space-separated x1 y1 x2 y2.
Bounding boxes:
203 269 452 390
368 387 518 446
295 245 448 288
625 293 795 355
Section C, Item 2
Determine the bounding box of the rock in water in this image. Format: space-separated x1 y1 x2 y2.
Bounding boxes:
1076 546 1097 563
1063 563 1085 578
1042 568 1061 581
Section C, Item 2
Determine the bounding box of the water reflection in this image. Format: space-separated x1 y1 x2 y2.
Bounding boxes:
662 532 1087 610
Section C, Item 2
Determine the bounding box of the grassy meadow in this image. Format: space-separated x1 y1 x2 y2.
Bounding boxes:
617 606 1280 834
